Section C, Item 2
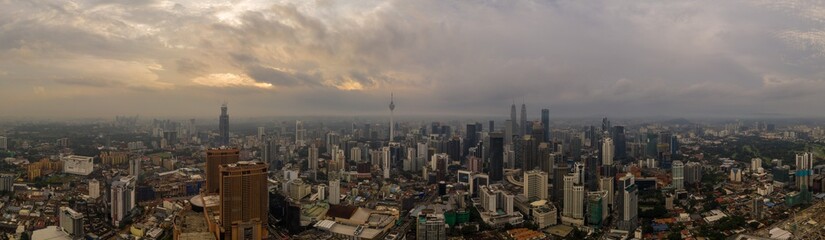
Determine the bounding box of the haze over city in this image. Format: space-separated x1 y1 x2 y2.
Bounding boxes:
2 0 825 119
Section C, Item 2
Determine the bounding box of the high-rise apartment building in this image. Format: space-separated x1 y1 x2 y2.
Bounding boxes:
206 148 240 194
524 170 549 201
111 176 136 226
88 179 100 199
672 161 684 190
218 161 269 240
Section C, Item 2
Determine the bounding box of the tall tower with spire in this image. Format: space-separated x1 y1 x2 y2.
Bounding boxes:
520 102 528 136
389 93 395 142
219 103 229 146
510 102 518 137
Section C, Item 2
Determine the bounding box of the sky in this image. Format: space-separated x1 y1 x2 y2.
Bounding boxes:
1 0 824 119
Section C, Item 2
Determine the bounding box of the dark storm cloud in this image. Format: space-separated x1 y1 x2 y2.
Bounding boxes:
0 0 824 118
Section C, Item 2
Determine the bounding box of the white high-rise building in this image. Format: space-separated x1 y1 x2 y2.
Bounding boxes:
317 184 326 201
88 179 100 199
329 179 341 205
59 206 84 238
751 158 763 174
602 137 614 166
404 147 417 171
63 155 94 176
672 160 684 190
350 147 361 162
111 176 136 226
571 186 584 219
0 136 7 150
382 147 391 179
257 127 265 141
523 170 548 201
417 143 429 171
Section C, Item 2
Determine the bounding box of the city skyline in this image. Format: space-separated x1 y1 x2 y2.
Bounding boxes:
1 1 825 118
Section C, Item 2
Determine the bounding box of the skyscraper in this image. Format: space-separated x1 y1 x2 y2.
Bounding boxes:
672 161 684 190
489 132 504 182
206 148 240 194
524 170 549 201
520 103 528 136
129 158 141 180
389 93 395 141
796 152 814 191
295 121 306 146
309 145 319 176
541 108 550 142
465 123 478 158
510 103 518 138
602 137 614 166
329 178 341 205
111 176 136 226
612 126 627 162
618 173 638 231
219 103 229 146
382 146 391 179
218 161 269 240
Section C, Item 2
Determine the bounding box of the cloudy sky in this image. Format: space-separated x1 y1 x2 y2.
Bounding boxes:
1 0 824 119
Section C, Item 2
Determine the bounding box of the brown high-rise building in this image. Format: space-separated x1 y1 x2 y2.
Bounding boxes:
206 148 240 194
218 161 269 240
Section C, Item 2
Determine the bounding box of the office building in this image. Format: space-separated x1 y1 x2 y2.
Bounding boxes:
672 161 684 190
618 173 638 231
602 137 614 166
612 126 627 161
510 104 518 139
0 136 6 150
523 170 548 201
541 108 550 142
520 103 528 136
205 148 240 194
257 127 264 141
389 93 395 140
416 214 447 240
489 132 504 182
218 161 269 240
59 206 84 238
62 155 94 176
219 103 229 146
111 176 136 226
562 173 585 226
